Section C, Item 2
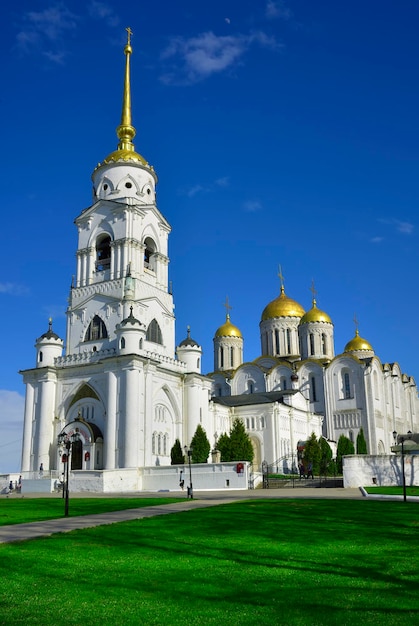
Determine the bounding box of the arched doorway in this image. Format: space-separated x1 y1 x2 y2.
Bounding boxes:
71 439 83 470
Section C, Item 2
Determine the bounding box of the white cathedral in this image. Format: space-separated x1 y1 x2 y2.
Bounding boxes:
20 34 419 490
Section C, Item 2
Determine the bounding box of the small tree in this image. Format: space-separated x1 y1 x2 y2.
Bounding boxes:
319 437 333 476
190 425 211 463
170 439 184 465
356 428 368 454
302 432 321 475
217 432 231 462
336 434 355 474
229 418 254 462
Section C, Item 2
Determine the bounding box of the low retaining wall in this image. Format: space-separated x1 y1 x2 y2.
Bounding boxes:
8 463 250 494
343 454 418 488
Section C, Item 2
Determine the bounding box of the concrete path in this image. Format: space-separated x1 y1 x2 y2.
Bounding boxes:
0 487 364 544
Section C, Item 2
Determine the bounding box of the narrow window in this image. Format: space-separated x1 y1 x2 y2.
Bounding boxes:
220 347 224 368
309 333 315 356
286 329 291 354
120 337 125 349
230 346 234 367
310 376 317 402
321 333 327 354
275 329 280 354
344 372 351 399
39 351 43 363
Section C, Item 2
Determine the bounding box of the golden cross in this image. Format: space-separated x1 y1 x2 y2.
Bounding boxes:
309 279 317 301
278 264 285 290
223 296 232 317
126 27 133 45
353 313 359 331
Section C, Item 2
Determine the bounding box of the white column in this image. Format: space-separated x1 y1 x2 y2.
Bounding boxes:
87 247 95 284
104 371 117 469
35 377 56 470
124 366 139 467
21 383 35 472
76 253 82 287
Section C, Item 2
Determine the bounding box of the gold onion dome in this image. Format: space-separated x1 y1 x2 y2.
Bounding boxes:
215 314 242 338
261 286 305 321
344 330 374 353
100 29 149 168
300 300 332 325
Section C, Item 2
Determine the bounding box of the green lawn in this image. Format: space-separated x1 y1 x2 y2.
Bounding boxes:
365 486 419 497
0 497 182 526
0 499 417 625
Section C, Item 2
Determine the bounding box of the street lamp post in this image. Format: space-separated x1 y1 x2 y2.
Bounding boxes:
58 431 80 516
393 431 412 503
184 446 193 499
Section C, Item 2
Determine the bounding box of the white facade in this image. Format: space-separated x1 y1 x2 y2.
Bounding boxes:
19 36 419 492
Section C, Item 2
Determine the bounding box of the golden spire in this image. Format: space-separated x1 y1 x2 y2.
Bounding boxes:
116 27 136 153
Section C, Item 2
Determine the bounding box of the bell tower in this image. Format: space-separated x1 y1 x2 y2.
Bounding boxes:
66 29 175 359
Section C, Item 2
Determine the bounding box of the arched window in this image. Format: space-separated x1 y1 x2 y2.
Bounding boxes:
120 337 125 349
230 347 234 367
220 347 224 368
309 333 315 356
286 329 291 354
321 333 327 355
152 432 156 454
85 316 108 342
96 235 111 270
144 237 157 271
343 372 351 399
310 376 317 402
146 319 163 344
39 351 43 363
275 329 280 354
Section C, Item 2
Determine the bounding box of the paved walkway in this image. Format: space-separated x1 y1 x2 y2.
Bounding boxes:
0 487 364 544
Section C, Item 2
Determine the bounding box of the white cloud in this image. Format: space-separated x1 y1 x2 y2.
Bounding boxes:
15 3 79 62
88 1 119 27
161 30 281 84
24 5 78 41
396 221 414 234
266 1 293 20
215 176 230 188
184 176 230 197
0 282 29 295
378 218 414 235
243 200 262 212
0 390 24 474
370 236 384 243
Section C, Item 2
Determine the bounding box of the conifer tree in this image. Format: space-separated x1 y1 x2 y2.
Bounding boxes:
170 439 184 465
229 418 254 462
302 432 321 474
190 424 211 463
356 428 368 454
319 436 333 475
336 434 355 473
217 432 231 462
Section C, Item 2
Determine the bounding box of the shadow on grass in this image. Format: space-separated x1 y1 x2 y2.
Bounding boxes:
0 500 418 625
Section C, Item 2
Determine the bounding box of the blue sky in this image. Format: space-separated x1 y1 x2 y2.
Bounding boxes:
1 1 419 472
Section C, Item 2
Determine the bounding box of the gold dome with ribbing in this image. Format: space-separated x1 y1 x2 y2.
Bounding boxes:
261 286 305 321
